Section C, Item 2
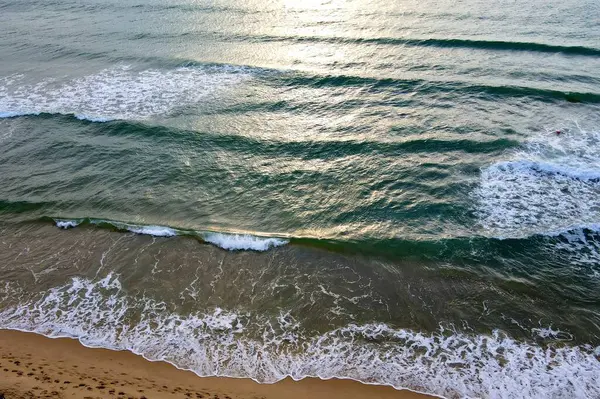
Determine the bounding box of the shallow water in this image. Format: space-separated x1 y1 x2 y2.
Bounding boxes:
1 0 600 397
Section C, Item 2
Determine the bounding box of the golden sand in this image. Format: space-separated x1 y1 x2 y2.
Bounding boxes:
0 329 435 399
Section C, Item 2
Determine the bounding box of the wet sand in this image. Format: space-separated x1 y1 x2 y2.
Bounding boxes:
0 329 435 399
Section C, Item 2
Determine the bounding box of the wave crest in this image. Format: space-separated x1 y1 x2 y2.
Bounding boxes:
203 232 288 251
52 218 288 252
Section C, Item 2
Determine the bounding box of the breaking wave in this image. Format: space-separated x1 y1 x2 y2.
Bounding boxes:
0 64 249 122
54 218 288 252
474 127 600 239
203 232 288 251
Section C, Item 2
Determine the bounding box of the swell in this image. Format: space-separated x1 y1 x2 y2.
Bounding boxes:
0 114 519 158
0 199 52 214
274 73 600 104
233 33 600 58
127 29 600 58
4 0 599 64
376 37 600 57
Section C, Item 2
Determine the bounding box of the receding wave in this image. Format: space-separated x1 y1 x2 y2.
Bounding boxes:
0 274 598 398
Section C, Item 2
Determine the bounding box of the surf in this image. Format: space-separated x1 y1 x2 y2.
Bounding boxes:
0 273 598 399
0 64 250 122
474 126 600 238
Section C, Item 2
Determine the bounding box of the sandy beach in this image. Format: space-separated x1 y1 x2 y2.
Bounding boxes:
0 329 434 399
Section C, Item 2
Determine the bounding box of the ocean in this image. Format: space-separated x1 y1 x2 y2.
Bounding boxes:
0 0 599 397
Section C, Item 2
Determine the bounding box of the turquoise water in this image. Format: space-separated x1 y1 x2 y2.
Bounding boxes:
1 0 600 397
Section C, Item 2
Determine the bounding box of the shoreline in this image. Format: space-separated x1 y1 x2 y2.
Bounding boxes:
0 329 436 399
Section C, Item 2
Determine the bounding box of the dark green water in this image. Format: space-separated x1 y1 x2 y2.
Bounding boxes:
1 0 600 397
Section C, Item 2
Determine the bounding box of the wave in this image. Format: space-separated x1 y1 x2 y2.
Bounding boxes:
395 37 600 57
0 64 250 122
0 194 596 267
2 67 599 126
41 215 600 273
154 29 600 58
0 199 51 214
0 274 598 398
123 224 178 237
54 218 288 252
0 112 518 161
236 33 600 58
55 220 80 229
474 127 600 239
203 232 288 251
275 73 600 104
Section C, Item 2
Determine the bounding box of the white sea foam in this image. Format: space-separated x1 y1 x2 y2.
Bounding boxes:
56 219 81 229
0 65 249 122
0 275 599 399
532 326 574 341
126 225 178 237
474 128 600 239
202 232 289 251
